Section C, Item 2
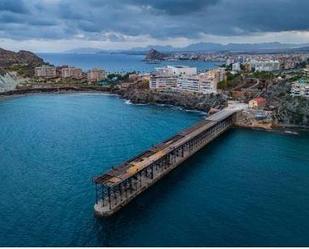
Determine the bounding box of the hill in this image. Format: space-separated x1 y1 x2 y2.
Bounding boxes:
145 49 168 61
0 48 45 77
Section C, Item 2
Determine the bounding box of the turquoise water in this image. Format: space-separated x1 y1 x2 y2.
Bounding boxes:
38 53 220 72
0 94 309 246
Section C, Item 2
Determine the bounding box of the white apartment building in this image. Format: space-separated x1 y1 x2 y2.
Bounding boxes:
177 75 199 92
150 65 197 89
232 62 241 72
154 65 197 76
150 65 223 94
177 71 220 94
291 80 309 97
150 75 178 89
250 60 280 72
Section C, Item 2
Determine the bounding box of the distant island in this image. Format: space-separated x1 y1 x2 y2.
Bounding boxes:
144 49 168 61
65 42 309 55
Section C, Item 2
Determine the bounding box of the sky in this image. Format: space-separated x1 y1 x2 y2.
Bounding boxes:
0 0 309 52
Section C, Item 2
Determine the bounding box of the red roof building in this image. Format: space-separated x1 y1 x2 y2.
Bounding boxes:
249 97 267 109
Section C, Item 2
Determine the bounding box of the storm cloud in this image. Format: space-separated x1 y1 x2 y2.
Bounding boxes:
0 0 309 49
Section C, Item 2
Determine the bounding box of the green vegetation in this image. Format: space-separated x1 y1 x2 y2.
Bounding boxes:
8 64 35 78
218 72 240 90
251 71 275 80
103 71 137 85
288 70 308 82
289 75 302 82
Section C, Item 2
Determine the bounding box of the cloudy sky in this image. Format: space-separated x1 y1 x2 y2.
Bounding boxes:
0 0 309 52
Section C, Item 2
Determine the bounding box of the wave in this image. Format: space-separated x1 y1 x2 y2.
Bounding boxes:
122 98 207 116
124 99 148 106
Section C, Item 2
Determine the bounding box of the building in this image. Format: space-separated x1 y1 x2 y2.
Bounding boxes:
154 65 197 77
150 65 223 94
291 79 309 97
150 75 177 89
198 73 218 93
208 68 226 83
61 67 82 79
167 65 197 76
226 58 232 66
177 75 199 92
199 68 225 93
150 65 197 90
250 60 280 72
232 62 241 72
249 97 267 109
34 65 57 78
87 68 106 83
176 70 220 94
243 63 252 72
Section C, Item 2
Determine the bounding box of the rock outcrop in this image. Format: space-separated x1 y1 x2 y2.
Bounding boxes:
0 72 28 92
262 81 309 127
145 49 168 61
119 86 227 112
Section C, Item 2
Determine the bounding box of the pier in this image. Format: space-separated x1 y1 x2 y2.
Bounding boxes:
93 109 240 217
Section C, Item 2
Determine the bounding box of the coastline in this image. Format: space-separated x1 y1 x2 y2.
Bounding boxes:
0 87 307 132
0 87 209 117
0 86 113 96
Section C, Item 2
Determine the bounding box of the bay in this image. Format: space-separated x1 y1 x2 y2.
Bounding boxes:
0 94 309 246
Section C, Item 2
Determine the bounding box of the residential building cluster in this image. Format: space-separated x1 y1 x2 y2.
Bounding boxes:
250 60 280 72
35 65 106 83
150 65 225 94
226 53 309 72
291 78 309 97
231 60 280 72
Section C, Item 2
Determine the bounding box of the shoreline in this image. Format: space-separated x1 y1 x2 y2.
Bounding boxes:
1 87 210 116
0 86 113 96
0 87 308 132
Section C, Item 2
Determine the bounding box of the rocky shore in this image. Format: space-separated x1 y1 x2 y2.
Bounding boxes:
0 85 113 97
263 81 309 128
1 83 227 114
117 87 227 112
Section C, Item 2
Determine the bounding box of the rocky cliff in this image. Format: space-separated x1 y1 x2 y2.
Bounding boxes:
263 81 309 127
118 86 227 112
0 72 28 92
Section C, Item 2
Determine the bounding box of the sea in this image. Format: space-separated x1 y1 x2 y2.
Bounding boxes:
38 53 221 73
0 93 309 246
